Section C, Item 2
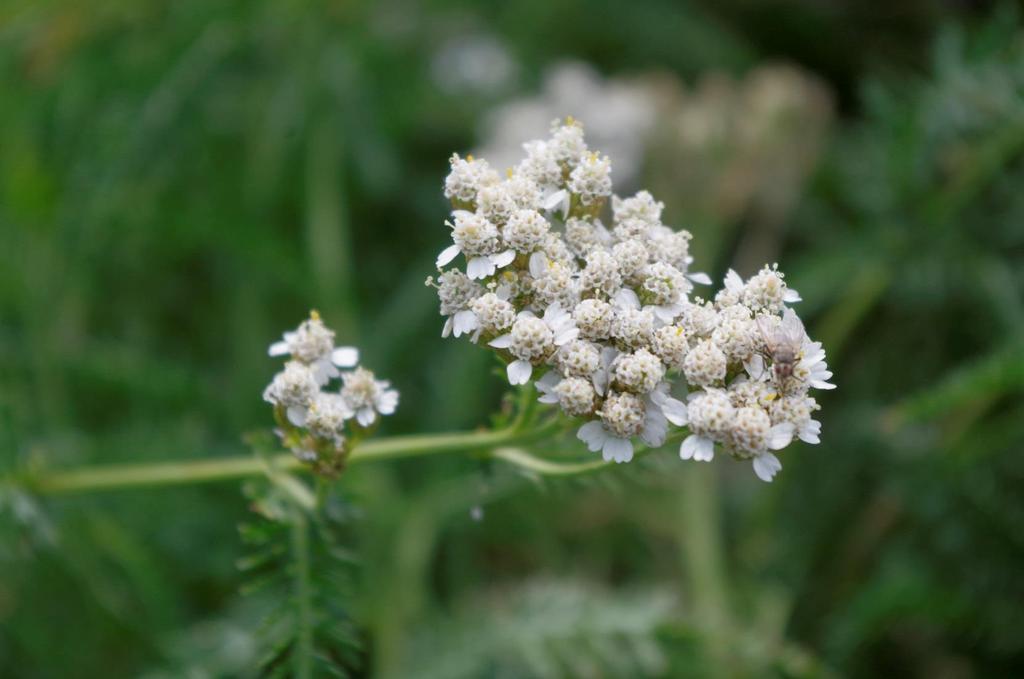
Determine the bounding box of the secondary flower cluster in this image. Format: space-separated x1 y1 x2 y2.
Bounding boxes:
429 118 834 481
263 312 398 474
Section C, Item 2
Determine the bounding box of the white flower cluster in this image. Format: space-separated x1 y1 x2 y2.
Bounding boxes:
430 118 834 481
263 311 398 473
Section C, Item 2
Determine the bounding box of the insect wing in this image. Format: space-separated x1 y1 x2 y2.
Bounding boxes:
756 314 780 353
780 308 806 348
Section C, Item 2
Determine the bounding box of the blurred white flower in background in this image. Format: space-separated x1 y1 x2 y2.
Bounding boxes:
431 34 518 96
475 62 661 189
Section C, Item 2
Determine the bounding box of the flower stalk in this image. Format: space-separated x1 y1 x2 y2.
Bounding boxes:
17 420 643 496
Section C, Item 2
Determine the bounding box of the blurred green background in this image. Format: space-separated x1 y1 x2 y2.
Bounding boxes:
2 0 1024 677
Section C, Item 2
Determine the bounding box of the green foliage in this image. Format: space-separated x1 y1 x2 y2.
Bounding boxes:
238 477 363 677
400 580 679 679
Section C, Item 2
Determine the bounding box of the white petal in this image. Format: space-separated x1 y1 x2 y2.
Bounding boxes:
660 397 688 426
680 435 700 460
507 360 533 385
641 408 667 447
542 301 565 322
332 346 359 367
800 418 822 444
269 341 290 357
488 334 513 349
811 379 837 390
436 243 461 267
287 406 308 427
452 310 479 337
798 429 821 445
577 421 608 452
442 316 453 338
535 370 561 392
313 361 338 385
542 188 567 211
752 453 782 482
687 272 712 286
744 354 766 380
466 256 496 280
553 327 579 346
529 252 548 277
694 437 715 462
768 423 795 450
781 308 807 344
724 269 744 292
803 347 827 364
603 437 634 463
376 390 399 415
652 304 681 323
491 250 516 269
784 288 802 303
613 288 640 310
357 407 376 427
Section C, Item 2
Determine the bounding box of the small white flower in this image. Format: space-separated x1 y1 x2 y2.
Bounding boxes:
536 372 596 416
683 339 727 388
436 210 515 280
504 209 551 254
712 307 757 365
680 299 718 340
444 153 499 205
567 152 612 206
573 298 614 341
769 394 822 444
268 312 359 384
515 140 562 188
432 270 484 338
529 253 579 309
611 239 648 285
305 392 354 443
678 389 734 462
576 388 674 463
743 264 801 313
549 117 589 167
564 217 611 257
579 249 622 298
263 361 320 426
724 406 794 482
641 261 691 322
341 367 400 427
612 190 663 228
651 325 688 371
489 304 578 385
557 339 602 379
612 348 665 394
795 339 836 390
460 291 516 341
476 182 519 226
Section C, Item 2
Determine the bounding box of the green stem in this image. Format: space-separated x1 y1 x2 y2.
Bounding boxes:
19 421 682 495
490 432 678 477
680 464 735 672
20 426 559 495
290 506 314 679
